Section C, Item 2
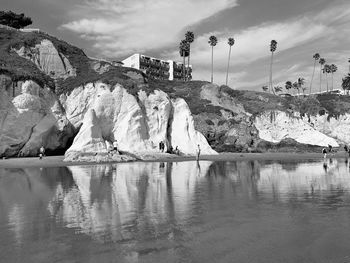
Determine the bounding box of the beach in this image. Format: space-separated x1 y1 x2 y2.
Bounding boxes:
0 151 347 168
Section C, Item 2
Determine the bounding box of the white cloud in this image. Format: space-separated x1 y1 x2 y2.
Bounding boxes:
60 0 350 92
61 0 238 57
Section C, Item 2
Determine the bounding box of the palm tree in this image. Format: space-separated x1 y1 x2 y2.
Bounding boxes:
323 64 331 92
293 81 299 94
225 37 235 86
274 86 283 94
269 40 277 95
262 85 268 92
179 39 189 81
310 53 320 94
185 31 194 81
285 81 292 94
342 74 350 95
208 35 218 83
298 77 305 95
319 58 326 93
330 64 337 91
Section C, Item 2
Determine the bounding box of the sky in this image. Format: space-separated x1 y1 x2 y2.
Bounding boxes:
2 0 350 91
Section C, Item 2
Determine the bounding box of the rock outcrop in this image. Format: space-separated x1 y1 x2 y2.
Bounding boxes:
2 28 350 158
14 39 76 79
254 111 338 147
63 82 217 159
0 78 74 157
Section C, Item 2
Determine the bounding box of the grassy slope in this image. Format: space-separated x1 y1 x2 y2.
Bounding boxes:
2 28 350 121
0 28 146 95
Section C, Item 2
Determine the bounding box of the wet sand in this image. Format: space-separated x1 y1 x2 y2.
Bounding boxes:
0 152 348 168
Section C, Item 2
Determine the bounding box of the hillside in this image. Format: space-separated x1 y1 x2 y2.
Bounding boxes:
1 27 350 158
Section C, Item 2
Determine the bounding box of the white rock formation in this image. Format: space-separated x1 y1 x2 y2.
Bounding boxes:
63 82 217 157
14 39 76 79
0 78 74 157
170 98 217 155
66 109 107 154
254 110 339 147
307 113 350 144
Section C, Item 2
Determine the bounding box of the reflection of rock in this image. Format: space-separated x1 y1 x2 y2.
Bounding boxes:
258 160 350 197
47 161 212 242
0 79 74 157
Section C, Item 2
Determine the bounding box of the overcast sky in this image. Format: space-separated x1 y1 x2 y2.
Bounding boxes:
3 0 350 91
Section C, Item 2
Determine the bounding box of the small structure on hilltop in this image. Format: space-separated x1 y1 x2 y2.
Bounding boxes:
122 53 192 81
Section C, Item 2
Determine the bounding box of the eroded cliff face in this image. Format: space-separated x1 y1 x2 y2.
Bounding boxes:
254 111 338 147
14 39 76 79
63 82 217 158
0 76 74 157
307 113 350 144
195 84 340 151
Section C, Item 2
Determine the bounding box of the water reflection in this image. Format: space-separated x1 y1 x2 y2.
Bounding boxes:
1 159 350 262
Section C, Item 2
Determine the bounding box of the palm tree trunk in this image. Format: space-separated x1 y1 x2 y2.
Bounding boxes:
331 73 334 91
310 60 316 95
326 73 329 92
270 52 276 95
187 48 191 82
183 56 186 81
319 65 322 93
226 46 232 86
211 46 214 83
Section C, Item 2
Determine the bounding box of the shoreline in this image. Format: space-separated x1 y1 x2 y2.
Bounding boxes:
0 152 348 168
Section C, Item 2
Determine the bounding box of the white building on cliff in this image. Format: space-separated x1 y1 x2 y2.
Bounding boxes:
122 53 192 81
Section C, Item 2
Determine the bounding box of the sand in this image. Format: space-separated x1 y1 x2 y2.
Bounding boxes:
0 151 348 168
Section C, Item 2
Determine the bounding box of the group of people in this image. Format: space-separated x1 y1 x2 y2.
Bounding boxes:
108 140 119 155
159 141 180 155
322 144 350 158
322 144 335 158
344 144 350 156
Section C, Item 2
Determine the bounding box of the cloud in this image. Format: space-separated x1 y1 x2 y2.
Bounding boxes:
60 0 238 57
60 0 350 92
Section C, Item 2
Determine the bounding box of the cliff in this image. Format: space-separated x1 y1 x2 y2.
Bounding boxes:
0 27 349 159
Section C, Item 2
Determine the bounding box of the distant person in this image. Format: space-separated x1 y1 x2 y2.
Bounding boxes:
344 145 348 153
323 161 328 172
169 146 173 154
175 146 179 155
159 141 162 152
322 148 327 158
39 145 45 159
196 144 201 161
113 140 119 154
328 144 333 154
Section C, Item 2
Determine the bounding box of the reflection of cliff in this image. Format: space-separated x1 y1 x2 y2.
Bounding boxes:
258 159 350 198
47 161 213 242
3 159 350 261
0 167 74 247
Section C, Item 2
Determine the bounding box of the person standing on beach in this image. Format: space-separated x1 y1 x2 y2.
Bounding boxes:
39 145 45 159
113 140 119 154
328 144 333 154
322 148 327 158
196 144 201 161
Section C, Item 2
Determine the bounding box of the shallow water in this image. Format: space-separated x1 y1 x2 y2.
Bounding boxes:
1 158 350 262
